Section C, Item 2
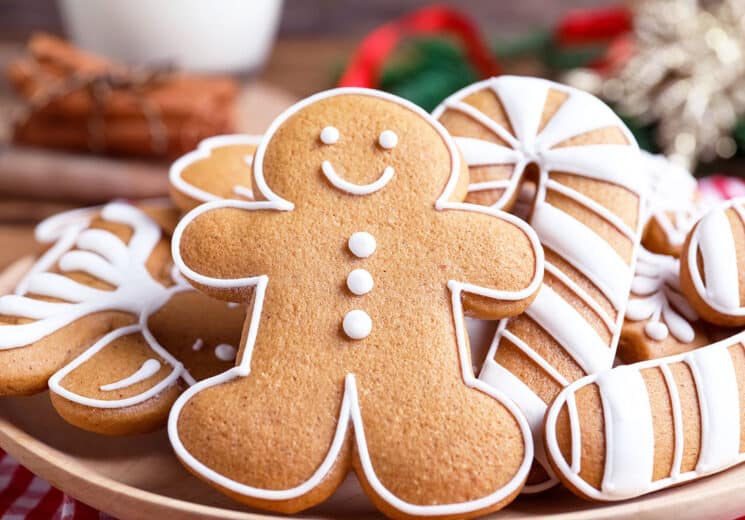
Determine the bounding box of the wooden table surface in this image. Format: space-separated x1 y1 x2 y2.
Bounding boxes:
0 38 354 270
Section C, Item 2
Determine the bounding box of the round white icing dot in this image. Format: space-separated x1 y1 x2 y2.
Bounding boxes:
320 126 340 145
378 130 398 149
214 343 237 362
343 310 372 340
347 269 374 295
348 232 376 258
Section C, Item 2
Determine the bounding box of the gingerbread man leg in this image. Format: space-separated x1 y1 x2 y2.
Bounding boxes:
170 354 353 513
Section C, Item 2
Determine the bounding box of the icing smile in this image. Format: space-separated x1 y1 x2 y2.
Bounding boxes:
321 161 394 195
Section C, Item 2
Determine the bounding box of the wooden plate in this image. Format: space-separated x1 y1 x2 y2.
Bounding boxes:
0 259 744 520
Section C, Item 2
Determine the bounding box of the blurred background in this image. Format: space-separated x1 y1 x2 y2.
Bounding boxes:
1 0 745 272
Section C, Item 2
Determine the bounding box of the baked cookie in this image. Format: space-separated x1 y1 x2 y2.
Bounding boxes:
680 197 745 326
169 134 261 212
434 76 643 491
0 202 244 434
640 152 702 257
169 88 544 519
544 328 745 501
619 248 710 363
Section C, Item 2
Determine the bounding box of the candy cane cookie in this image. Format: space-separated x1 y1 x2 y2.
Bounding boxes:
434 76 644 491
544 329 745 501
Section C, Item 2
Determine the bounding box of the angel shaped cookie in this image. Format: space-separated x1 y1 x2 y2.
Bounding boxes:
0 202 244 434
169 134 261 212
169 88 545 519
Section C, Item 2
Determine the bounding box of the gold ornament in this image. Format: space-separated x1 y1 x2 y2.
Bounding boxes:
564 0 745 170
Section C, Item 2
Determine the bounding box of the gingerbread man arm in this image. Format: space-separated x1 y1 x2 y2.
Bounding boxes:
172 199 293 302
436 201 544 320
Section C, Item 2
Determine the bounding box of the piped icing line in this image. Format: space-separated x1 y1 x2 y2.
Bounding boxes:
169 134 263 204
100 358 162 391
321 161 395 196
626 249 698 342
0 203 167 349
14 206 101 296
687 198 745 315
169 88 540 515
48 324 184 409
544 331 745 501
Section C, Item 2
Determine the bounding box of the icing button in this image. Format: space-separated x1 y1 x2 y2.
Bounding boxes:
343 310 372 339
348 232 376 258
347 269 374 295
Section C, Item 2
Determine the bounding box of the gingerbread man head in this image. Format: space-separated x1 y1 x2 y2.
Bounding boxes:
170 88 544 519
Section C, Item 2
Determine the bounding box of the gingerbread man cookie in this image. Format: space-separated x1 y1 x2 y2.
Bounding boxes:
170 88 544 518
680 197 745 326
169 134 261 212
0 202 244 434
433 76 643 491
544 328 745 501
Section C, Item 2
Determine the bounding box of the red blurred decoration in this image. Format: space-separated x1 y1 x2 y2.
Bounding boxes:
555 6 632 45
338 5 500 88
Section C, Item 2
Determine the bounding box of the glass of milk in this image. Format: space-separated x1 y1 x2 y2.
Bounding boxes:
57 0 283 73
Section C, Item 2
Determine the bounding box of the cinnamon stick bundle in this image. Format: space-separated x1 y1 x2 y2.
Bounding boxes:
7 33 238 159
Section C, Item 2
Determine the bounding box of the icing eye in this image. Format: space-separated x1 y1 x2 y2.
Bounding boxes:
320 126 340 145
378 130 398 150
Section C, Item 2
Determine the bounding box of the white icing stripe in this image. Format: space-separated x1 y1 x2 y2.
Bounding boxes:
565 391 582 474
526 284 610 374
541 145 642 194
531 203 628 310
659 364 684 479
75 229 131 267
500 328 569 386
100 358 162 391
545 179 635 240
491 77 548 147
321 161 394 196
24 273 111 303
544 261 615 333
0 296 75 320
536 88 623 149
58 250 124 286
453 137 521 166
598 366 655 497
442 101 518 148
468 180 513 193
15 221 87 296
480 359 553 476
686 346 740 472
698 209 740 309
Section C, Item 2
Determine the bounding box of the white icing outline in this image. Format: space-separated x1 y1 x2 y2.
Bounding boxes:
544 330 745 501
169 87 543 515
437 76 643 494
169 134 262 205
687 197 745 316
